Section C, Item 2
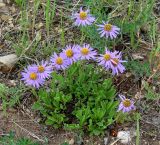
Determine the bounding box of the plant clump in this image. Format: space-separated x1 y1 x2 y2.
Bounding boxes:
33 64 118 135
20 6 134 135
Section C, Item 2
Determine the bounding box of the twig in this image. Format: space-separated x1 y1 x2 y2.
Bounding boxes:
109 139 120 145
13 122 45 143
0 133 10 136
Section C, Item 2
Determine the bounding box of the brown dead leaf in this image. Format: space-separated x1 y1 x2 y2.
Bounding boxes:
0 44 5 49
9 6 16 13
1 14 12 21
35 22 44 29
132 53 144 60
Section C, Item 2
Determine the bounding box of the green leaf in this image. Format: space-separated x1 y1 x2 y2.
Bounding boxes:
64 124 81 130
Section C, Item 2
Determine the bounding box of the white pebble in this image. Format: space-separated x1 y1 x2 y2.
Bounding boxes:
117 131 131 144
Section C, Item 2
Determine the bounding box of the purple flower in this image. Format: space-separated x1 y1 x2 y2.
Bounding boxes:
118 95 136 113
97 21 120 39
110 53 126 75
21 67 45 88
112 50 122 57
28 60 53 79
62 44 80 64
97 48 114 69
71 7 95 26
77 44 97 60
98 49 126 75
50 52 70 70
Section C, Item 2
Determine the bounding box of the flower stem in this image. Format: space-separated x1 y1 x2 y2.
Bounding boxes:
80 27 85 45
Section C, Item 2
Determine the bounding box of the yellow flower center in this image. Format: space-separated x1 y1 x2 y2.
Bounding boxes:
104 24 112 31
79 11 87 20
66 49 73 58
112 58 119 66
123 99 131 107
56 57 63 65
38 65 45 73
104 53 111 61
29 72 37 80
81 48 89 55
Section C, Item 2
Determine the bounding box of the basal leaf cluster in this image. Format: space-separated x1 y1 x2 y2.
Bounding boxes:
33 63 118 135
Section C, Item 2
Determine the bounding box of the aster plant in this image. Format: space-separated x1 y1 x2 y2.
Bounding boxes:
28 60 53 79
97 48 114 70
62 45 80 64
97 21 120 39
110 57 126 75
77 43 97 60
33 63 118 135
21 5 133 136
71 7 95 26
98 48 126 75
118 94 136 113
21 67 45 88
50 52 70 70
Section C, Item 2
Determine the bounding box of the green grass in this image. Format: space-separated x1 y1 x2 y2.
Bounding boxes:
136 113 140 145
82 0 156 50
0 83 25 116
0 132 40 145
44 0 57 36
5 0 157 60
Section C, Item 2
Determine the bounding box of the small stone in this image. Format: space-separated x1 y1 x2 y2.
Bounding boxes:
117 131 131 144
0 54 18 72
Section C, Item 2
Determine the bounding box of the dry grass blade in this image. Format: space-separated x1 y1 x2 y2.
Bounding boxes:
13 122 45 143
